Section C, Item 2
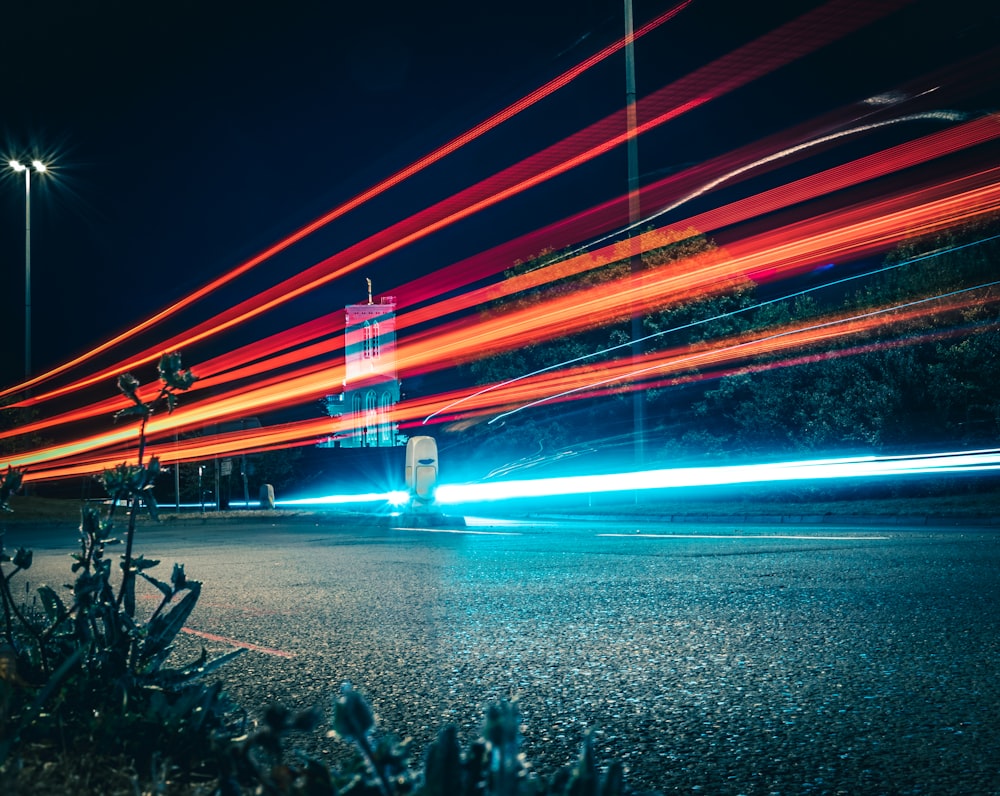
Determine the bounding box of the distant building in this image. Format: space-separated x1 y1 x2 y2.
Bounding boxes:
319 290 404 448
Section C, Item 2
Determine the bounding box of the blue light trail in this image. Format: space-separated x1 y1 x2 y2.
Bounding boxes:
280 448 1000 511
433 449 1000 505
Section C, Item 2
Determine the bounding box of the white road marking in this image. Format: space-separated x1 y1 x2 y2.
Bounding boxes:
391 526 521 535
598 533 889 540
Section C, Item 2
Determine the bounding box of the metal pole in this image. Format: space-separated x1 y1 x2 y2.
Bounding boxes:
24 168 31 379
174 434 181 509
241 419 249 508
625 0 645 468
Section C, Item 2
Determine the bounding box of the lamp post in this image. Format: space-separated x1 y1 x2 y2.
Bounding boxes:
624 0 645 469
8 158 47 379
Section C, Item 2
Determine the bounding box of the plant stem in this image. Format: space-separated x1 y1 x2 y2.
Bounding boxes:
356 733 394 796
0 571 19 646
117 408 152 616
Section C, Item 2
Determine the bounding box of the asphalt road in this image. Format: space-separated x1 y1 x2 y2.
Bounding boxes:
4 514 998 794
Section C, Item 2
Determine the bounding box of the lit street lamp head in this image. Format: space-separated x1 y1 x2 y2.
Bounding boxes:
8 158 48 173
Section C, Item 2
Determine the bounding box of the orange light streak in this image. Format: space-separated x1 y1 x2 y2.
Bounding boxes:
0 317 347 445
492 292 999 417
404 288 999 427
21 289 996 483
447 317 995 420
395 169 1000 377
25 110 988 446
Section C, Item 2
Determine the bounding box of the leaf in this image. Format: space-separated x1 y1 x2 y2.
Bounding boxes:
332 682 375 740
37 585 67 622
138 571 173 598
142 583 202 663
25 646 86 718
601 760 625 796
130 467 148 491
79 504 103 536
113 404 149 422
567 731 599 796
12 547 32 570
73 570 105 603
130 554 161 572
424 724 464 796
0 466 24 508
170 563 188 591
158 352 198 392
116 372 142 403
100 462 144 497
145 493 160 523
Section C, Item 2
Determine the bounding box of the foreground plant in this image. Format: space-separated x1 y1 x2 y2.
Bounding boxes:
0 354 243 777
215 683 645 796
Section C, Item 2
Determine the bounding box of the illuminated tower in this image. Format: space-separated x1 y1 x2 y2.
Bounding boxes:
321 284 403 448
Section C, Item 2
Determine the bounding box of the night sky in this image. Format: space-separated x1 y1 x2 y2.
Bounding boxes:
2 0 998 394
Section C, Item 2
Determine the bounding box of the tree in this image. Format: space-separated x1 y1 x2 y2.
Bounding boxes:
690 214 1000 457
455 230 744 468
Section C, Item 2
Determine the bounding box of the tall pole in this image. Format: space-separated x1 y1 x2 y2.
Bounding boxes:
23 167 31 379
174 433 181 509
625 0 645 468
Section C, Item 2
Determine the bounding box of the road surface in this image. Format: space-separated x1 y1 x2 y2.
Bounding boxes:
4 513 998 794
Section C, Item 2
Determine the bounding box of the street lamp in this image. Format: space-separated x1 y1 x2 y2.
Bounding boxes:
8 158 47 379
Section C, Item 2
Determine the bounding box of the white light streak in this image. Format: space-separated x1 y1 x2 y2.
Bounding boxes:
549 111 970 266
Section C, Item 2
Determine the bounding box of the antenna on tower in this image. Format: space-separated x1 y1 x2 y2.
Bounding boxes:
366 277 373 304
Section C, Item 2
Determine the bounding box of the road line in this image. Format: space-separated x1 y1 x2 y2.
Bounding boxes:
391 526 521 535
181 627 295 658
597 533 889 540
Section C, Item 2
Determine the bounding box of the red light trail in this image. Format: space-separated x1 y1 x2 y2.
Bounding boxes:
0 1 690 404
15 279 997 483
5 155 999 474
398 115 1000 333
12 104 990 448
5 0 899 411
4 0 998 487
5 153 1000 471
486 284 1000 423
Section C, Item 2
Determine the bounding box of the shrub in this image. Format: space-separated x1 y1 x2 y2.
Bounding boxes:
0 354 241 777
216 683 644 796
